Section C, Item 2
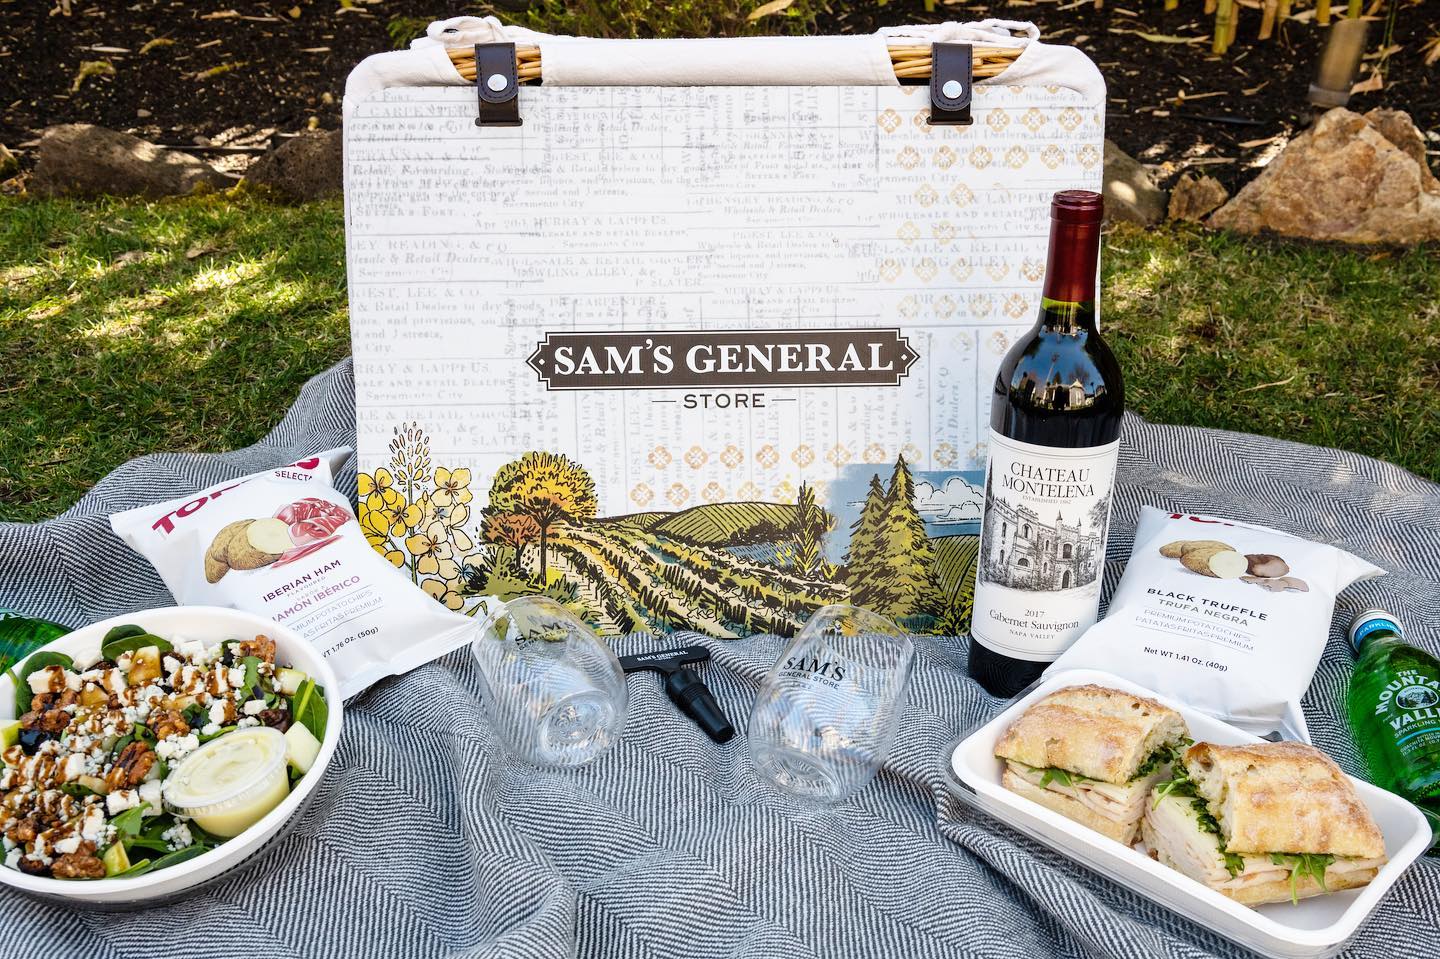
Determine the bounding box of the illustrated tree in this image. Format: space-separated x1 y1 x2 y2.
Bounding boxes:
844 457 943 619
783 481 836 578
488 452 598 582
843 475 889 607
482 512 541 575
876 456 944 619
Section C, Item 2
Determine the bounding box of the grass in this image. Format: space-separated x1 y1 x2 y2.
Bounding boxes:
0 194 1436 523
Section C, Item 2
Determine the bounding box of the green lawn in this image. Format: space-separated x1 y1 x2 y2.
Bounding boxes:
1 195 1436 523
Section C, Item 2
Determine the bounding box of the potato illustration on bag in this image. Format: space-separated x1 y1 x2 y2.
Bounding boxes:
1158 540 1308 591
203 498 351 583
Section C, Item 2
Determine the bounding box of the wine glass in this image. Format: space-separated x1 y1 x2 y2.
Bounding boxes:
470 596 628 768
748 604 914 805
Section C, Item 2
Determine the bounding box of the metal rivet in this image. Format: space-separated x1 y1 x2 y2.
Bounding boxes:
942 79 963 99
486 73 509 92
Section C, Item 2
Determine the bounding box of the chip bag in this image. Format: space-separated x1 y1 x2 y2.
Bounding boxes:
110 449 474 697
1048 507 1384 739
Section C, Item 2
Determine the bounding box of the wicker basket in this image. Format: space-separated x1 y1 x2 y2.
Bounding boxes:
447 42 1023 85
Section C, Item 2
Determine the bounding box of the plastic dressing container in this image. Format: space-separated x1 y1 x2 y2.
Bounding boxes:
162 727 290 837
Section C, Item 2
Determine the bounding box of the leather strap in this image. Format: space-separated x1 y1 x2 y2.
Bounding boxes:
928 43 973 126
474 42 521 127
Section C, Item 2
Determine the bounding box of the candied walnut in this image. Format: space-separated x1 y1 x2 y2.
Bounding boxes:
16 856 50 877
235 634 277 664
51 850 105 880
32 688 77 713
20 707 71 735
105 742 156 791
4 816 39 844
149 709 190 741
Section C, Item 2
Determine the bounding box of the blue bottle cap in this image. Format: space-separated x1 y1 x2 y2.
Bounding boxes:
1348 608 1403 654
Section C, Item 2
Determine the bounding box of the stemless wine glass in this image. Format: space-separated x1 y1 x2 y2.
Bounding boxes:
748 604 915 805
470 595 628 768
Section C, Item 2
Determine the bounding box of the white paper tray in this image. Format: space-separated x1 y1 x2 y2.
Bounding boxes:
944 668 1431 959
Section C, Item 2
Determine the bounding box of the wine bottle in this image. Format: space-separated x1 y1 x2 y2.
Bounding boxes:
968 190 1124 698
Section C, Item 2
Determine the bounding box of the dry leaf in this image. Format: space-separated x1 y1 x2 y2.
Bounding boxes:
1351 70 1384 95
69 60 115 93
114 250 147 266
200 9 240 19
138 37 175 55
288 5 302 17
1108 28 1205 44
748 0 797 19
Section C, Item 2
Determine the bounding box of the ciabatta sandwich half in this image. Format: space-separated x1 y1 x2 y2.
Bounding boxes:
994 685 1190 844
1143 741 1388 906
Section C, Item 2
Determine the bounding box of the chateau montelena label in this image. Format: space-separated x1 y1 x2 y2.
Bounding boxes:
971 430 1119 662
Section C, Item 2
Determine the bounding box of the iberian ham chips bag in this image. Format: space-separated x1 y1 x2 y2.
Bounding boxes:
110 449 473 696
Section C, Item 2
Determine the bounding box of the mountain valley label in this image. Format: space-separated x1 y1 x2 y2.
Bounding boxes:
972 431 1119 661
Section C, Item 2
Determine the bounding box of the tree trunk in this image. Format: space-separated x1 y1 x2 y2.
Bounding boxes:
538 524 548 582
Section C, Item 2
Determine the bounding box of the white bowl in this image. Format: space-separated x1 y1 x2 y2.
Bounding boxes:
946 668 1431 959
0 606 342 906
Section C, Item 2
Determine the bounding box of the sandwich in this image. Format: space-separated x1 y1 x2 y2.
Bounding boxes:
1142 741 1388 906
994 685 1190 844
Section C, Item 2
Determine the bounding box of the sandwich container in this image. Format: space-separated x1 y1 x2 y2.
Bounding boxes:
944 668 1431 959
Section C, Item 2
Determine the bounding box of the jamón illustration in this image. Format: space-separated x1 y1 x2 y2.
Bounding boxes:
203 497 349 583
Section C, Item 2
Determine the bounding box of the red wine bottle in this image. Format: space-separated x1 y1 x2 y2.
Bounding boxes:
968 191 1124 698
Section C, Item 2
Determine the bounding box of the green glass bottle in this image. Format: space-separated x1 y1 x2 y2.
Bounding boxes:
0 608 71 677
1346 608 1440 842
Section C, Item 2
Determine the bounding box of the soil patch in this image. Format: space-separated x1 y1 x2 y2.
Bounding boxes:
2 1 1436 189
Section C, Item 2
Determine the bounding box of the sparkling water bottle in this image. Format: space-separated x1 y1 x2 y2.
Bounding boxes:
0 608 71 677
1345 608 1440 843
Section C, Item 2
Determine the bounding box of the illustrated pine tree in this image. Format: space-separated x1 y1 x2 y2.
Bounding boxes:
487 452 598 582
783 482 835 577
843 474 891 608
878 456 944 619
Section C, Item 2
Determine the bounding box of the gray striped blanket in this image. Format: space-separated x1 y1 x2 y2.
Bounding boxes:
2 358 1437 958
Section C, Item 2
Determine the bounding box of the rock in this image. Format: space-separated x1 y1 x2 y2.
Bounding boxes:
1167 174 1229 223
1102 140 1167 226
1209 107 1440 245
242 130 342 201
31 124 229 198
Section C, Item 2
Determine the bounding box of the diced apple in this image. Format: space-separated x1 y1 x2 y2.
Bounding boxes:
273 667 307 696
74 774 109 796
283 721 321 774
128 646 162 684
102 842 130 876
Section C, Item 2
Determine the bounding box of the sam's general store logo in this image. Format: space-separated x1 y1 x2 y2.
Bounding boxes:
527 329 918 391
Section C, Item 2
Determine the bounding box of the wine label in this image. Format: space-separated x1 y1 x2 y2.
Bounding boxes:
971 430 1120 662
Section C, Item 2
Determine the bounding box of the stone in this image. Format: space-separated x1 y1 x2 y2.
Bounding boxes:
242 129 342 201
30 124 229 198
1209 107 1440 245
1167 173 1229 223
1102 139 1167 226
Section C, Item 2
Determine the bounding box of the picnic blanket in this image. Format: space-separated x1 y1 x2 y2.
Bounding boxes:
2 358 1438 959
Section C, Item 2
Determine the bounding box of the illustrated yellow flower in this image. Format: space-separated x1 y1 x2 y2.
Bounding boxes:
431 467 473 508
406 522 460 579
417 492 470 535
422 576 465 611
357 468 394 498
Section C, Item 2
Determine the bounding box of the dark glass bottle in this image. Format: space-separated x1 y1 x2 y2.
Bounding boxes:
968 191 1125 698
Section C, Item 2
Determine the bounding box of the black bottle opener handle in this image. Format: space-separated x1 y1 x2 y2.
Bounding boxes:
619 645 735 744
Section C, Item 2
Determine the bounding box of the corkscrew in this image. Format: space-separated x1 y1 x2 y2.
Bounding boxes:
618 645 735 744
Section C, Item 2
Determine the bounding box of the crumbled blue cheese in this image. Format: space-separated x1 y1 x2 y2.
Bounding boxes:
161 822 193 850
138 780 163 810
60 753 87 781
106 789 141 815
242 700 267 717
4 849 20 870
176 639 207 662
200 722 220 737
79 806 108 844
52 834 81 856
155 733 200 762
236 717 261 728
227 665 247 690
208 701 228 725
